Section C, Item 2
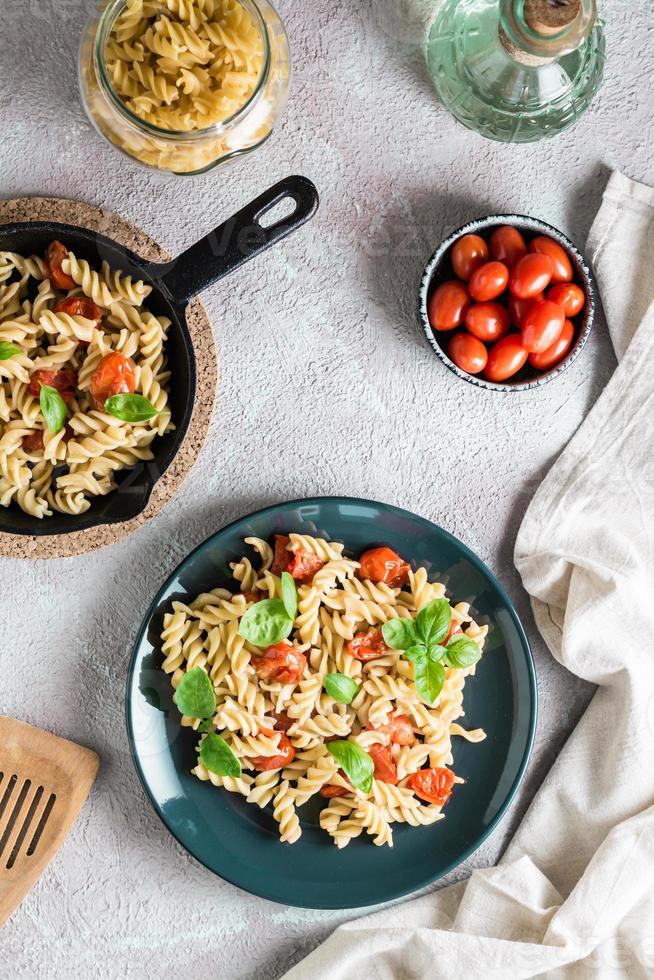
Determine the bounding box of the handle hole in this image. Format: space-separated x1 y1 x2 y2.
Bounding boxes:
258 196 298 229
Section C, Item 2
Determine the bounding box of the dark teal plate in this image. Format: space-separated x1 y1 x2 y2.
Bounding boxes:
126 497 536 909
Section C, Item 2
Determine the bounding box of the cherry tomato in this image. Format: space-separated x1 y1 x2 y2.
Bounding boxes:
408 767 455 806
489 225 527 268
358 547 409 586
451 234 488 281
28 367 77 398
367 711 415 746
250 732 296 771
272 710 293 733
271 534 291 575
45 241 75 291
468 261 509 302
547 282 585 317
521 300 565 354
442 621 462 644
509 253 553 299
54 296 103 322
528 318 575 371
22 430 44 453
252 642 307 685
464 302 510 342
508 292 544 328
242 591 263 604
529 236 573 283
369 744 398 785
319 783 349 798
448 333 487 376
485 335 528 382
287 549 325 584
348 627 390 662
427 281 470 331
90 352 136 409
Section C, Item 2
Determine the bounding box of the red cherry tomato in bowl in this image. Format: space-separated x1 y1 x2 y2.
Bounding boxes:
529 236 573 283
464 302 510 342
485 335 528 382
252 642 307 685
468 261 509 302
508 292 544 328
451 234 488 281
448 332 488 375
428 281 470 331
369 744 398 785
407 766 455 806
528 318 575 371
28 367 77 398
509 253 553 299
348 627 390 662
54 296 103 322
358 547 409 586
90 352 136 409
250 732 296 772
520 300 565 354
45 240 75 291
547 282 585 317
489 225 527 268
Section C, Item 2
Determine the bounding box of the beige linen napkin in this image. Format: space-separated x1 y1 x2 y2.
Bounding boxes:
284 171 654 979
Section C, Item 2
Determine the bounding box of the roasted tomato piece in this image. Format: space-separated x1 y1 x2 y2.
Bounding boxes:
287 548 324 584
358 546 410 587
367 711 415 746
45 240 75 290
252 641 307 685
22 430 44 453
28 367 77 398
348 627 389 662
54 296 103 322
90 352 136 409
319 784 349 798
242 591 263 603
250 732 296 771
369 744 398 785
408 767 456 806
271 534 291 575
272 710 293 733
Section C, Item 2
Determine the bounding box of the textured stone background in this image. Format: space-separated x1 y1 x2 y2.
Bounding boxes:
0 1 651 977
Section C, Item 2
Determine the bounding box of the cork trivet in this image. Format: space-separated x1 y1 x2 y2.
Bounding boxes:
0 197 217 559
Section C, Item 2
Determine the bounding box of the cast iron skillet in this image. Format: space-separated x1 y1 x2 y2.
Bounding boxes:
0 175 318 537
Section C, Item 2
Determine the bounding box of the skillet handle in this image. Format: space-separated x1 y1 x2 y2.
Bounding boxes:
150 175 319 305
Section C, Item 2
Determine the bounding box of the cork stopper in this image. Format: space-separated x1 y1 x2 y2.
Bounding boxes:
524 0 581 35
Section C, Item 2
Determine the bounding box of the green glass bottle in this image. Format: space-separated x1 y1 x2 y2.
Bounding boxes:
427 0 605 143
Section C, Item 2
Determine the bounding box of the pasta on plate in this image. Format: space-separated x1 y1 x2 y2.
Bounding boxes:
0 240 172 518
160 533 489 847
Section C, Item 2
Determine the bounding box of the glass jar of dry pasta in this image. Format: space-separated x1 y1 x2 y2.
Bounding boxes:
79 0 290 175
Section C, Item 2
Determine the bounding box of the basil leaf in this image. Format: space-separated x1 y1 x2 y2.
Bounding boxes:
281 571 298 620
0 341 20 360
382 617 419 651
416 599 452 646
327 740 374 794
324 673 360 705
199 733 241 778
174 667 216 719
40 384 68 433
443 636 482 669
238 598 293 646
413 658 445 706
197 719 214 733
403 644 427 663
426 642 447 662
105 393 158 423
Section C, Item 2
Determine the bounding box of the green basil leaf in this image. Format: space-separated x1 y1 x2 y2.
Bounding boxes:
403 644 427 663
40 384 68 433
238 598 293 646
426 642 447 662
197 719 214 733
443 636 482 669
105 393 158 423
199 733 241 778
0 341 20 360
324 673 360 705
381 617 419 651
413 658 445 706
327 740 373 794
174 667 216 719
281 571 298 620
416 599 452 646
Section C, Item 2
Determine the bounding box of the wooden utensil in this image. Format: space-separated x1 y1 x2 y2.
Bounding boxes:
0 716 99 927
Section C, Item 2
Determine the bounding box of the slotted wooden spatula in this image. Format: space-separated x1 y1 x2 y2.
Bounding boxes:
0 716 99 927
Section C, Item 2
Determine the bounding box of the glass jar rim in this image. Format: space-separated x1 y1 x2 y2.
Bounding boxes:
94 0 272 141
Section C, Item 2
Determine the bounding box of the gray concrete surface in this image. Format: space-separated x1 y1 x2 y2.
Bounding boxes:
0 0 651 977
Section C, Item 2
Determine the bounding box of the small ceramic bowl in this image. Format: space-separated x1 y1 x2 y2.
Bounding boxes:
418 214 597 392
